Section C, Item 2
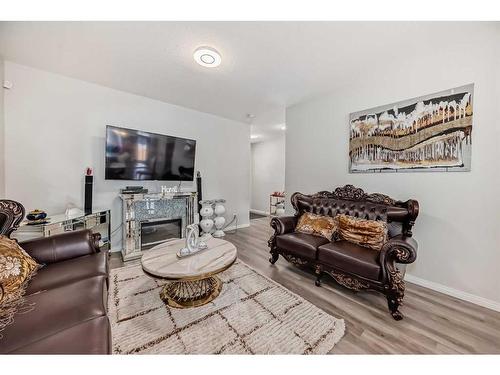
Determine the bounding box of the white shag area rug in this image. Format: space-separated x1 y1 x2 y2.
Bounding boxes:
109 260 345 354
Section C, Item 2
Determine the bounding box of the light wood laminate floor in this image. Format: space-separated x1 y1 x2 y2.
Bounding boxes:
110 217 500 354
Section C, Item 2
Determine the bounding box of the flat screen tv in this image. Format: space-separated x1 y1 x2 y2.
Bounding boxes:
105 125 196 181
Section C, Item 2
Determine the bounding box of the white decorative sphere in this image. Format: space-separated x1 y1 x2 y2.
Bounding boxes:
214 203 226 216
199 200 214 217
200 218 214 233
214 216 226 228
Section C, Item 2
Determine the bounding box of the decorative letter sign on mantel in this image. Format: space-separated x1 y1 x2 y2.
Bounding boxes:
120 192 198 261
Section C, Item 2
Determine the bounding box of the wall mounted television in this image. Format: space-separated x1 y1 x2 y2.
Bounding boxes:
105 125 196 181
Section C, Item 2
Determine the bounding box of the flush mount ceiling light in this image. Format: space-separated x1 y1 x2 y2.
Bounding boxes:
193 47 222 68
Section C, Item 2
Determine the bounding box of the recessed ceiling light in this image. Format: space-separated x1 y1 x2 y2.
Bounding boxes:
250 134 259 139
280 125 286 130
193 47 221 68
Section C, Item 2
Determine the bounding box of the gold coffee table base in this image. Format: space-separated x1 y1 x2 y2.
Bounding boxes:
160 276 223 309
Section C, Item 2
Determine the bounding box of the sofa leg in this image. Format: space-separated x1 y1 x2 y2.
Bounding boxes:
269 252 279 264
315 277 321 287
387 295 403 321
315 265 322 287
386 268 405 320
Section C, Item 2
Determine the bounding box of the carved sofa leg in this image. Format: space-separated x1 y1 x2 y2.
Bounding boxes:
387 293 403 321
315 265 322 287
269 251 279 264
386 269 405 320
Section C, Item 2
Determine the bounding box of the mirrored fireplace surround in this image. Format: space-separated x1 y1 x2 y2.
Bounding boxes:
120 192 198 261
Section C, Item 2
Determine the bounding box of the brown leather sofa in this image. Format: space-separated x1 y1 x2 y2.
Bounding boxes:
0 229 111 354
268 185 419 320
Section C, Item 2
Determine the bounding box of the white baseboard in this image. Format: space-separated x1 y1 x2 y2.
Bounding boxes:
405 273 500 312
250 209 269 216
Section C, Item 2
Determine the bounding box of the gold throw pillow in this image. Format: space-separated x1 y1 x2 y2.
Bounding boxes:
295 212 338 240
336 214 388 251
0 235 39 332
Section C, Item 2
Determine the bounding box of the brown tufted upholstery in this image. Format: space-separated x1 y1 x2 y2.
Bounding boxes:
294 195 409 225
268 185 419 320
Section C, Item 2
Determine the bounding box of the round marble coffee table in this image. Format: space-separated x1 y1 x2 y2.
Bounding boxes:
141 237 237 308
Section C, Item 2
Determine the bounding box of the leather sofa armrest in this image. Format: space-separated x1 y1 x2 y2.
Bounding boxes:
270 215 298 235
379 234 418 266
268 216 298 260
20 230 101 265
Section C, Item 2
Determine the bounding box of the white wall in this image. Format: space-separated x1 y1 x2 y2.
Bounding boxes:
0 56 4 197
4 62 250 250
251 135 285 213
286 25 500 307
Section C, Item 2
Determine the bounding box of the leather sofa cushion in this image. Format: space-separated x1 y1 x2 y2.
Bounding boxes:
0 276 107 354
317 240 381 280
9 316 111 354
276 232 329 260
26 251 108 295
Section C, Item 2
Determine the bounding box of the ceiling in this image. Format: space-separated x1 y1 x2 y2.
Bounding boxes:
0 22 496 141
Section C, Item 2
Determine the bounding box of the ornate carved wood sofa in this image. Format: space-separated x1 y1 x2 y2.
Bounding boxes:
268 185 419 320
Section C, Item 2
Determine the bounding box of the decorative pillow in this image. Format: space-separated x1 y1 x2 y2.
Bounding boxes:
336 214 388 251
0 235 39 333
295 212 339 240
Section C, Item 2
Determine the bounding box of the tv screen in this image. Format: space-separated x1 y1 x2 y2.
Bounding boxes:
105 126 196 181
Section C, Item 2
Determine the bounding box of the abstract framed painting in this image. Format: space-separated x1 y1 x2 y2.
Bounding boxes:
349 84 473 173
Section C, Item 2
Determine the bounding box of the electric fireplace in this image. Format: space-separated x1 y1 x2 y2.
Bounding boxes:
140 218 182 250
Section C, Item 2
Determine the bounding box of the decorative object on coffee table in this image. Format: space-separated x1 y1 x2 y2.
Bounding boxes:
177 224 208 258
212 199 226 237
199 200 214 236
141 237 237 308
268 184 419 320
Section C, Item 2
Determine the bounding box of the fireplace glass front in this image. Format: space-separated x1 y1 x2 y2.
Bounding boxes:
140 218 182 250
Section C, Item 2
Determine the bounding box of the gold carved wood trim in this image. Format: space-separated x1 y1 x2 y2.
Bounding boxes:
325 270 370 291
282 253 309 266
388 269 405 304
